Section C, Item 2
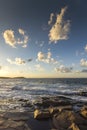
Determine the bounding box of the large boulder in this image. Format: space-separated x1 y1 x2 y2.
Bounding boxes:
52 110 87 130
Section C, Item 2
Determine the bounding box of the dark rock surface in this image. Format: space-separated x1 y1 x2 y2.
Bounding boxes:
0 96 87 130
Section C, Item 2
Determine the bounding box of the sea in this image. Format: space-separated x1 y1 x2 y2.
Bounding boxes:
0 78 87 112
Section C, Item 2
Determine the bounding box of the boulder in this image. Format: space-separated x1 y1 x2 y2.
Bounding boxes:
52 110 75 129
34 109 50 119
52 110 87 130
80 107 87 118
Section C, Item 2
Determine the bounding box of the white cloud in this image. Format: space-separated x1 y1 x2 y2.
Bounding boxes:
3 28 29 48
80 59 87 67
37 52 45 61
7 58 26 65
48 6 70 43
37 51 58 64
22 44 27 48
47 51 51 59
3 30 16 48
85 44 87 51
48 13 54 25
55 65 73 73
18 28 25 35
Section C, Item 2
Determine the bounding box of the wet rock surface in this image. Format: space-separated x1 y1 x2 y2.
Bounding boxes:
0 96 87 130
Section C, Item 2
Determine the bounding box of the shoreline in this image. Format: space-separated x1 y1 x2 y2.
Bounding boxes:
0 96 87 130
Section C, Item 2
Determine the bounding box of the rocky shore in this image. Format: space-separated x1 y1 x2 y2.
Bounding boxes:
0 96 87 130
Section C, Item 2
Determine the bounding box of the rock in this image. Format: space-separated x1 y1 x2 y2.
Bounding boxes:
34 109 50 119
49 105 72 115
80 107 87 118
52 110 75 129
52 109 87 130
34 96 72 109
69 123 80 130
49 107 59 115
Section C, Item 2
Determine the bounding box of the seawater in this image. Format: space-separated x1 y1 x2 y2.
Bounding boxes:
0 78 87 111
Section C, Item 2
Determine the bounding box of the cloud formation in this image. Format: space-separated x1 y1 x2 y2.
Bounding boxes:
7 58 26 65
37 51 58 64
48 13 54 25
55 65 73 73
3 29 29 48
80 59 87 67
85 44 87 51
48 6 70 43
18 29 25 35
3 30 16 48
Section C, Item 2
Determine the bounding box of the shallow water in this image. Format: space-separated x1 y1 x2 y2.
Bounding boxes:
0 78 87 111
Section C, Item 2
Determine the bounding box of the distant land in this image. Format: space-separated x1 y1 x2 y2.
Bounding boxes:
0 77 87 79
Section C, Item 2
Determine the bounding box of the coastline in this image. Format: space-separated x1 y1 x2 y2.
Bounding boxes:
0 96 87 130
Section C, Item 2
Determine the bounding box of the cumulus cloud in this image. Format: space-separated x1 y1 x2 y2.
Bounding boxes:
48 6 70 43
37 52 45 61
55 65 73 73
7 58 26 65
37 51 58 64
3 30 16 48
80 59 87 67
3 28 29 48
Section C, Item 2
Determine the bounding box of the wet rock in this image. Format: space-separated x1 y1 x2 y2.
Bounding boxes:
52 110 87 130
80 106 87 118
4 112 30 121
49 107 59 115
34 109 50 119
35 96 72 109
49 105 72 115
52 110 75 129
69 123 80 130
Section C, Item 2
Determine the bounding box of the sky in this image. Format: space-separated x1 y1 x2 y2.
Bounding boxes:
0 0 87 78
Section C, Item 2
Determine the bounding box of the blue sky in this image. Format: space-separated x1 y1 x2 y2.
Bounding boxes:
0 0 87 78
